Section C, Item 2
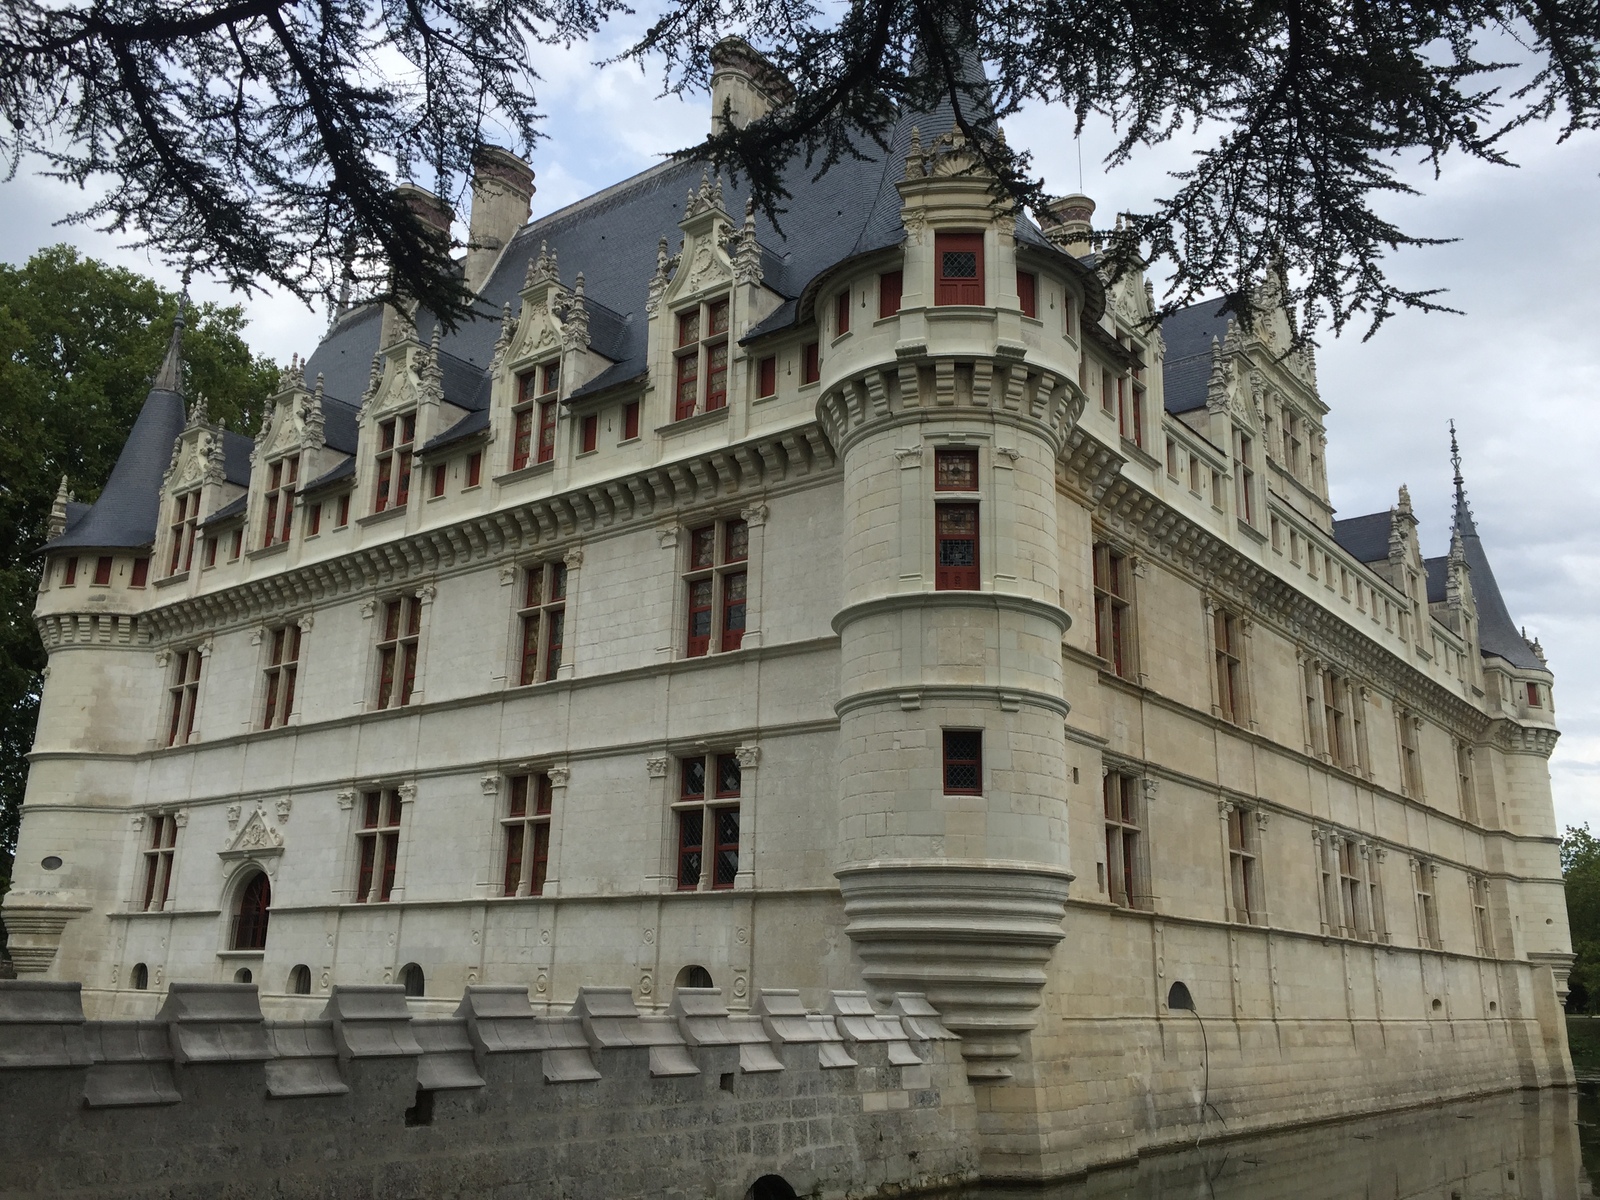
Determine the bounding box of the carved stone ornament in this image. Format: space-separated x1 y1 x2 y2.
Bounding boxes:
337 790 356 811
130 814 146 832
154 649 172 668
480 774 501 795
397 782 418 802
734 745 761 770
739 502 769 527
275 797 292 824
226 804 242 829
547 765 571 787
219 808 284 859
657 527 679 550
646 756 669 779
1254 811 1270 831
174 811 188 828
563 547 585 570
297 613 315 633
498 565 517 586
359 599 377 620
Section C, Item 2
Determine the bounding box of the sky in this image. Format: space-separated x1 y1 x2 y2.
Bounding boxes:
2 27 1596 832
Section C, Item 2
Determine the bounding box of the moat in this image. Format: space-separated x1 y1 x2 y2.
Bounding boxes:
960 1086 1597 1199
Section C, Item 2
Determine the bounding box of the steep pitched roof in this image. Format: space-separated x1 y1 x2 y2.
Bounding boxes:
1159 298 1231 415
43 315 189 553
1451 439 1543 670
1331 512 1392 564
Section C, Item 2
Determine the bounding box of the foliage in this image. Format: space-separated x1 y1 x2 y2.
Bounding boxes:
0 245 276 956
3 0 1599 336
1563 825 1600 1012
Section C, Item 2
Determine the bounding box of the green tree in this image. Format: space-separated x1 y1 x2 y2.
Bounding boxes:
1562 825 1600 1012
0 245 277 959
2 0 1599 333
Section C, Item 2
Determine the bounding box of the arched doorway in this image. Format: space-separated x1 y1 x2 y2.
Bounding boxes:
745 1176 798 1200
231 871 271 950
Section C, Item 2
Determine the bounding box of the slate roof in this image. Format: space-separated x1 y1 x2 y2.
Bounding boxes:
1424 556 1448 605
222 431 255 485
201 493 248 527
301 455 356 496
1454 497 1543 670
43 320 188 553
1159 298 1232 415
421 408 489 455
1331 512 1393 564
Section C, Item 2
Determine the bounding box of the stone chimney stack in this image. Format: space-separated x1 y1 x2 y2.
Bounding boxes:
709 37 794 134
382 184 453 347
1039 193 1096 258
464 146 535 294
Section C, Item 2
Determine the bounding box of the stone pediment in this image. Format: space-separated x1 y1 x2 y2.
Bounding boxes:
219 809 283 859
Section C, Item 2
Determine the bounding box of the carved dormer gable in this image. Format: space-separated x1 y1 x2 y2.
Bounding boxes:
663 173 736 311
219 808 284 859
503 241 570 373
1203 329 1258 433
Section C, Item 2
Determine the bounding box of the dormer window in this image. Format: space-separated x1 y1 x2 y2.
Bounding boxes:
373 413 415 512
167 490 200 576
514 362 560 470
1232 430 1256 526
262 455 299 546
674 298 730 421
934 231 984 305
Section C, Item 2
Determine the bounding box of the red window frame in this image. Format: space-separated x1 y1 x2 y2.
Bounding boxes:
141 814 177 911
335 494 350 527
935 503 979 591
942 730 983 795
1092 542 1133 678
934 447 978 492
934 231 985 305
502 772 553 897
513 366 559 470
622 402 640 441
580 414 598 454
466 451 482 488
1528 683 1542 707
430 464 446 498
93 556 113 585
231 872 271 950
835 289 851 335
517 561 568 685
306 503 321 536
230 528 243 559
262 623 301 729
757 356 776 398
130 557 149 588
801 342 820 385
263 456 299 545
203 536 218 568
1017 270 1038 319
879 270 903 318
676 754 741 890
537 399 557 465
62 556 77 586
356 789 403 902
166 648 202 747
375 595 422 709
685 518 748 657
167 491 199 575
373 415 414 511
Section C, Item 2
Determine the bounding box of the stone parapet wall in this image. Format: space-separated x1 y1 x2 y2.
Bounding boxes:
0 980 979 1200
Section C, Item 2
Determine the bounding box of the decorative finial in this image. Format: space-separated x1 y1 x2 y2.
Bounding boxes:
1448 418 1476 535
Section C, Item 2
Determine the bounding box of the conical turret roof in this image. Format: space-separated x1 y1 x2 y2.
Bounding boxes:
1450 424 1544 670
42 310 188 553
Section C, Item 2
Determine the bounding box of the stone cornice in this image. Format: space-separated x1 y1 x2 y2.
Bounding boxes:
124 425 838 644
831 590 1070 636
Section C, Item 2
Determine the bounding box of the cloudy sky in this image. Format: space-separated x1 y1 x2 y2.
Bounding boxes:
3 27 1596 830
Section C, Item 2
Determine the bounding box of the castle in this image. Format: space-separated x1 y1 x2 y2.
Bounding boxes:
2 41 1573 1186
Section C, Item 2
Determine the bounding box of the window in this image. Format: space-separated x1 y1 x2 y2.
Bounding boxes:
430 463 446 498
261 624 301 729
835 289 851 336
684 518 748 657
756 357 776 399
674 298 730 420
1128 362 1146 449
140 813 179 911
306 502 322 536
676 754 741 890
1527 682 1543 708
1456 741 1478 823
263 456 299 545
934 446 978 492
61 556 77 586
335 495 350 528
1398 711 1423 797
879 270 903 318
230 528 244 559
513 363 559 470
466 451 483 487
1232 430 1255 524
1334 835 1369 939
375 595 422 709
1017 270 1037 318
1214 607 1245 724
1188 454 1202 495
1471 876 1493 955
1225 806 1260 924
373 413 416 511
1323 670 1349 768
1165 439 1179 479
1101 368 1115 414
801 341 820 385
289 964 312 995
517 561 568 684
165 648 202 746
1211 469 1224 510
91 555 112 586
167 491 200 575
231 871 271 950
622 402 641 441
580 414 598 454
1092 543 1133 678
935 505 979 591
934 231 984 305
130 556 149 588
131 963 148 990
1413 858 1440 949
400 963 425 997
1103 771 1148 910
355 789 404 902
501 771 553 897
942 730 982 795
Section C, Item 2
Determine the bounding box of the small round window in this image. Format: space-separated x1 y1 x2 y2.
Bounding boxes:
40 856 62 871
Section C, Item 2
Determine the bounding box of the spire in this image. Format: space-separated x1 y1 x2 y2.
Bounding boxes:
152 299 187 395
1449 419 1477 536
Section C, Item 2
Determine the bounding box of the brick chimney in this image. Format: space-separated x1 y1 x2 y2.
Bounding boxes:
709 37 794 134
464 146 535 294
1039 193 1096 258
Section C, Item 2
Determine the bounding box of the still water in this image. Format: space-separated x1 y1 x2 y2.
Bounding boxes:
966 1087 1600 1199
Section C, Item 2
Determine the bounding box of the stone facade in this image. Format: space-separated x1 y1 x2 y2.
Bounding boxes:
5 50 1574 1188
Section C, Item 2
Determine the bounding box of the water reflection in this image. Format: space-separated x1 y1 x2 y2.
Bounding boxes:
974 1088 1595 1199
